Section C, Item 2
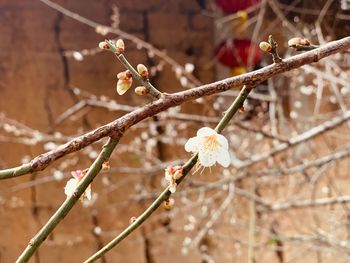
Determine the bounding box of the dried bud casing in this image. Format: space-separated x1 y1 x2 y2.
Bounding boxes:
134 86 149 96
98 41 109 50
116 39 125 53
288 37 310 48
259 41 272 53
117 70 132 80
116 78 133 95
137 64 149 79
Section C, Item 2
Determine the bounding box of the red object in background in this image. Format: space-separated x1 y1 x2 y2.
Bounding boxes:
215 39 261 68
215 0 260 13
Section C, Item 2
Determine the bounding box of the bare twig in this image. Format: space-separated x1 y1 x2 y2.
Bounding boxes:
265 195 350 212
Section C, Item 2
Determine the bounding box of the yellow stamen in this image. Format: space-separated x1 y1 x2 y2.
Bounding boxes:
204 135 220 151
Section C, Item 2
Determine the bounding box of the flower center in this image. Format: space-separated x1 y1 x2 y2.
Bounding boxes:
203 135 220 151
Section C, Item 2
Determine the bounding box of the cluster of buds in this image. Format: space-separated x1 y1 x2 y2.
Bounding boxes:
116 70 133 95
98 39 125 54
164 165 183 193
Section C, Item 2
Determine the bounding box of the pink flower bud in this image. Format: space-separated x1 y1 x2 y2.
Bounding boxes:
137 64 149 79
116 39 125 53
98 41 109 50
134 86 149 96
117 70 132 80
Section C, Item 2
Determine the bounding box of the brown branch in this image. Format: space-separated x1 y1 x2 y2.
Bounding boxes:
264 195 350 212
1 36 349 180
236 110 350 169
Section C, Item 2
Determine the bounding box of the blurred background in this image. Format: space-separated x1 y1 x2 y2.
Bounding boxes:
0 0 350 262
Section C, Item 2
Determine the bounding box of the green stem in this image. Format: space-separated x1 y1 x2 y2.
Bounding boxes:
84 85 253 262
0 164 32 179
16 138 119 263
106 40 162 99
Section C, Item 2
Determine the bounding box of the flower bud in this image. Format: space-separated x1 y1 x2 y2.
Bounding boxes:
137 64 149 79
117 70 132 80
116 39 125 53
98 41 109 50
129 216 137 224
288 37 310 48
164 198 175 210
116 78 133 95
102 161 110 171
134 86 149 96
259 41 272 53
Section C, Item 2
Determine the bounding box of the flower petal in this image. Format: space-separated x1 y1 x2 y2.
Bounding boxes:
198 150 217 167
216 148 231 167
117 79 132 95
197 127 216 137
169 183 177 193
185 137 200 153
64 178 78 197
165 170 172 181
217 134 229 150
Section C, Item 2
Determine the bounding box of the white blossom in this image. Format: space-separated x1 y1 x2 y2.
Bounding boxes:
185 127 230 167
64 169 91 201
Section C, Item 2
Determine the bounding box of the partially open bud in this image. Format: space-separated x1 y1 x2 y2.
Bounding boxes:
288 37 310 48
134 86 149 96
259 41 272 53
98 41 109 50
117 70 132 80
116 39 125 53
137 64 149 79
116 78 133 95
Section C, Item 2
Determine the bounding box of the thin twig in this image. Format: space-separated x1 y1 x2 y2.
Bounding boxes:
38 0 201 86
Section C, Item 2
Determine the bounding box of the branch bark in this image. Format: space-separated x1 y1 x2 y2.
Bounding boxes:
1 36 349 180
